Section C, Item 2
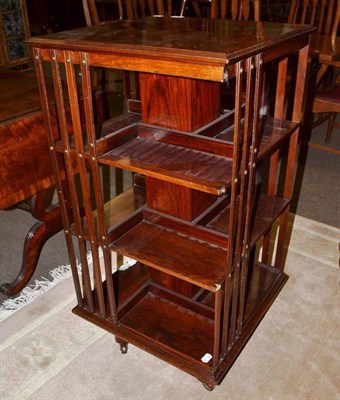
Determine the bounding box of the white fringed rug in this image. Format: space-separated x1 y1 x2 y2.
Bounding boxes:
0 264 75 323
0 214 339 400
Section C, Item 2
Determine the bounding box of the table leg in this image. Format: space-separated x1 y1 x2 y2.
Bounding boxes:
0 189 63 297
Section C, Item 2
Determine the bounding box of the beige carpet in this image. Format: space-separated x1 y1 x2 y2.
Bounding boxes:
0 214 339 400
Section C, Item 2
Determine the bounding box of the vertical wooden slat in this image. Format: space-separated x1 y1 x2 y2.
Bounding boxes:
310 0 318 26
49 49 94 312
126 0 135 19
242 0 250 20
139 0 146 16
80 52 117 322
318 0 326 33
229 56 255 345
64 50 107 317
82 0 94 26
301 0 309 24
268 57 289 194
288 0 298 23
275 44 309 269
284 44 310 200
156 0 165 15
324 0 335 34
221 59 244 355
167 0 172 16
253 0 260 21
50 51 93 309
262 56 288 265
231 0 238 20
210 0 218 19
237 54 263 332
274 58 288 121
33 48 84 307
117 0 124 18
212 287 222 368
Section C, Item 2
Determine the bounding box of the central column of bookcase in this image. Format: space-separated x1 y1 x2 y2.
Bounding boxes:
139 72 222 295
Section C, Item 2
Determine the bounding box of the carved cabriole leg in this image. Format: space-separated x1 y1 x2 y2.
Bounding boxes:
0 189 63 296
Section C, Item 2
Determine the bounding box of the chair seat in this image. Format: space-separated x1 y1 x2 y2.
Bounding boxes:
315 83 340 103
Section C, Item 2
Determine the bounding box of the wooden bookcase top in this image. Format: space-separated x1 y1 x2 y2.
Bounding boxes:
27 17 314 81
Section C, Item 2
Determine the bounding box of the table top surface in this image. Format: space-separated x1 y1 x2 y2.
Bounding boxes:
0 69 56 123
27 17 314 64
0 68 56 208
0 70 42 122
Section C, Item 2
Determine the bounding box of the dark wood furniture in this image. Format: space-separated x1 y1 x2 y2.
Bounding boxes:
288 0 339 152
26 0 86 35
180 0 261 20
28 17 312 390
0 69 63 295
310 1 340 149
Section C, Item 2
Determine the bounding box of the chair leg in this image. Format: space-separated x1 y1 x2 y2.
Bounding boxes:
325 112 336 143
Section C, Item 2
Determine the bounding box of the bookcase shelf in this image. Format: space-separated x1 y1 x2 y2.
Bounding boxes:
197 193 290 248
213 117 300 161
74 259 287 379
98 123 233 195
109 208 228 291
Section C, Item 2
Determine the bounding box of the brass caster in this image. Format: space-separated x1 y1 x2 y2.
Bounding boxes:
202 382 215 391
120 343 128 354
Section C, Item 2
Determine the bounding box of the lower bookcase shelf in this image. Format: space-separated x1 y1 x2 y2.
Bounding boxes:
72 259 288 387
196 193 290 248
109 208 228 291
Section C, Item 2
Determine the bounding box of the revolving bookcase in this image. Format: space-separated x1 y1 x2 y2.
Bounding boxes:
28 17 313 390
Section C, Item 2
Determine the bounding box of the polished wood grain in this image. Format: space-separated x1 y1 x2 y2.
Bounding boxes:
199 193 290 248
0 70 51 122
0 189 63 296
29 18 312 390
146 177 216 220
0 69 64 296
0 109 57 209
27 18 314 81
110 209 228 291
140 73 221 131
99 136 233 195
0 70 57 208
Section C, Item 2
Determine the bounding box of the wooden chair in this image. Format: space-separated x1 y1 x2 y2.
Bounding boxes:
128 0 175 17
227 0 260 20
180 0 266 21
288 0 336 34
82 0 174 23
211 0 261 20
287 0 340 149
310 3 340 148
